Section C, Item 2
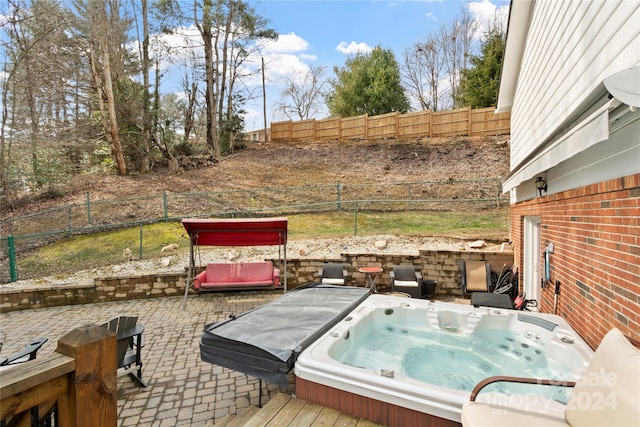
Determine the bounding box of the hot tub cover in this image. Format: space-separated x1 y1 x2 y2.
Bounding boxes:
200 283 371 387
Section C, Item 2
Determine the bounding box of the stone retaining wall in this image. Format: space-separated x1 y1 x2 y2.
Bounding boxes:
1 249 513 313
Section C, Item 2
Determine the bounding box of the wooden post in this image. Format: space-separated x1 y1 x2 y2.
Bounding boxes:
312 119 317 142
395 111 400 139
364 114 369 140
56 325 117 427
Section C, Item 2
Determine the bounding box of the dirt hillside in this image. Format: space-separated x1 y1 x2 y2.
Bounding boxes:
6 136 511 218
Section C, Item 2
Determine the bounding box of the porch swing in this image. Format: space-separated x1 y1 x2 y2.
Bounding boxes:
181 217 288 310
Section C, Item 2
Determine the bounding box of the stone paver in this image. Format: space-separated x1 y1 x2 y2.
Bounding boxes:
0 291 286 426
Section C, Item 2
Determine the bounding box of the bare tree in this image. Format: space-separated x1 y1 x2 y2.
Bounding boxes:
403 5 478 111
403 35 445 111
140 0 152 172
74 0 130 175
440 6 477 108
1 0 82 203
193 0 220 156
277 65 327 120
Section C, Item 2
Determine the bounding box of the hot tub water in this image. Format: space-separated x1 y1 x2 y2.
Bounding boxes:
295 296 593 423
335 322 572 401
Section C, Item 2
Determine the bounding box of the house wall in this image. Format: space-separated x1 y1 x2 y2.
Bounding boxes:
510 1 639 168
510 173 640 349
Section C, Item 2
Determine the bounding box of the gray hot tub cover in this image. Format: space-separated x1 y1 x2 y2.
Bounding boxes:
200 283 371 387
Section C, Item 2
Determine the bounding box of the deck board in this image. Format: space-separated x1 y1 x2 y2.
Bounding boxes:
265 396 306 426
310 406 342 426
218 392 386 427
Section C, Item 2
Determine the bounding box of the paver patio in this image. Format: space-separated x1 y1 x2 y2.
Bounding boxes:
0 291 286 426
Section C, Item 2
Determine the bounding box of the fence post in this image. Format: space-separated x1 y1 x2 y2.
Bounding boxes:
407 184 411 210
86 192 91 224
163 190 168 221
67 207 72 238
365 114 369 140
56 325 118 426
249 191 253 217
395 111 400 139
337 181 341 211
139 223 143 260
8 235 17 282
354 202 358 236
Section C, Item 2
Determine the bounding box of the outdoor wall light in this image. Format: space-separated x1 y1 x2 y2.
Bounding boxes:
535 176 548 197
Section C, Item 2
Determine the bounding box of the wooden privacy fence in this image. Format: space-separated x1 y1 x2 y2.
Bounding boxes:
271 106 510 142
0 325 117 426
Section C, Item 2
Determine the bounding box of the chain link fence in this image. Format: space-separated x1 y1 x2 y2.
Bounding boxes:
1 178 509 282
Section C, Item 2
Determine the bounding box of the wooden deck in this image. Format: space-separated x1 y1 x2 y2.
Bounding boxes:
215 392 383 427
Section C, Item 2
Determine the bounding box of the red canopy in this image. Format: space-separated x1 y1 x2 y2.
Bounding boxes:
181 217 288 247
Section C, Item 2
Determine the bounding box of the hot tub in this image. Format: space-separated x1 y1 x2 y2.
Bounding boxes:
295 295 593 426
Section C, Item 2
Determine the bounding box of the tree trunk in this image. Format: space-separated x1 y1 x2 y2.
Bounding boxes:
141 0 151 173
89 47 110 142
197 0 219 157
184 82 197 143
101 43 127 175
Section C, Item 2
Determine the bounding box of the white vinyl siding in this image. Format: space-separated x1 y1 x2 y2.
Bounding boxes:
509 0 640 169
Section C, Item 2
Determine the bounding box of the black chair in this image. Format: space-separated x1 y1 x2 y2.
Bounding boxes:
319 263 347 285
390 265 422 298
101 316 147 387
0 337 48 366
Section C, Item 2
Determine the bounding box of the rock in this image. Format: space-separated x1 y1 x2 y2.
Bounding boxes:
298 246 310 256
160 257 172 267
161 243 179 252
374 240 387 249
468 240 486 249
228 250 238 261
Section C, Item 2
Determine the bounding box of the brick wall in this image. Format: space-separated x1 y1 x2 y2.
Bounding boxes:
1 249 513 313
510 174 640 348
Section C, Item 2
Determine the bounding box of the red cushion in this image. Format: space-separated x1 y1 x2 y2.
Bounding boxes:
194 262 277 289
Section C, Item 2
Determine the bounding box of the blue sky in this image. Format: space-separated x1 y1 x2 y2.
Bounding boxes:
157 0 510 130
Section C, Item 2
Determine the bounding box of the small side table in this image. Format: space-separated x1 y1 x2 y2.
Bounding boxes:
359 267 383 293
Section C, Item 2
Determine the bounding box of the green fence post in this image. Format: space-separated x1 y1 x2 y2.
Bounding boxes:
337 181 342 211
163 190 169 221
139 223 143 260
8 235 18 282
354 202 358 236
68 207 72 238
86 191 91 224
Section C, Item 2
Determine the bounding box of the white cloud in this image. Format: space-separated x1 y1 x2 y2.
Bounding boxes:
148 26 203 70
264 53 310 85
262 32 309 54
468 0 509 37
425 12 437 21
336 41 373 55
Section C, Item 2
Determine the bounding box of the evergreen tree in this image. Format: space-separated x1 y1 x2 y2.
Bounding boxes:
458 29 505 108
327 46 410 117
